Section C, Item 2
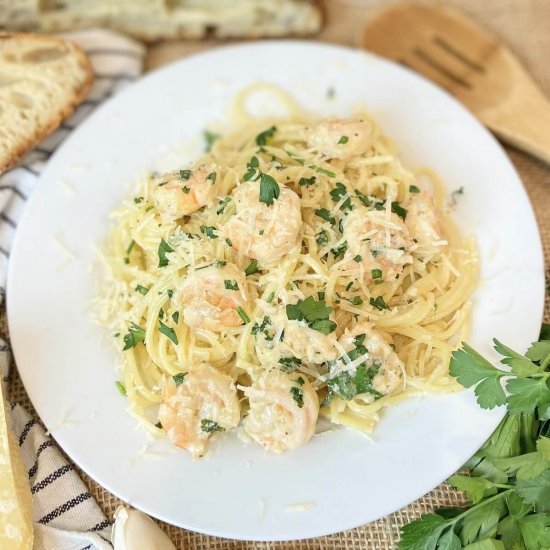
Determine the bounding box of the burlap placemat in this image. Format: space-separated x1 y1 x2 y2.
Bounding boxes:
6 0 550 547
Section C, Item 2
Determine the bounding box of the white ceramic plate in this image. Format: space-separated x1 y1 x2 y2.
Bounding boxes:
7 42 545 541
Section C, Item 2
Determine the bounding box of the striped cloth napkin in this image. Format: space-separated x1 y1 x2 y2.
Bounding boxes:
0 29 146 550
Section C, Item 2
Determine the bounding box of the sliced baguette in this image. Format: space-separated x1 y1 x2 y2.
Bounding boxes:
0 0 321 42
0 32 93 174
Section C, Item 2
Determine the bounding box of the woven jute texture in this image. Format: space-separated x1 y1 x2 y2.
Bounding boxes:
6 0 550 548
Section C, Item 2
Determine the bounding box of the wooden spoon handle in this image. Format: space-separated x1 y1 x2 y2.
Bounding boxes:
481 86 550 165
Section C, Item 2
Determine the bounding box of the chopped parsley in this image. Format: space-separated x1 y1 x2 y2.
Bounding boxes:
370 296 390 311
172 311 179 324
245 259 259 276
286 150 305 165
178 169 192 181
391 201 407 220
251 315 272 339
244 155 260 181
255 126 277 146
115 381 127 396
298 175 316 187
266 292 275 303
371 269 382 279
290 386 304 408
353 255 362 263
278 356 301 371
259 173 280 206
325 363 381 404
286 296 337 334
214 260 226 268
201 419 224 433
206 172 217 184
314 166 336 178
134 196 144 204
225 238 233 247
182 186 190 194
224 279 239 291
124 239 135 264
157 238 173 268
122 322 146 350
329 182 352 211
216 196 231 214
236 307 250 324
331 240 348 258
135 284 150 295
200 225 218 239
314 208 336 225
316 230 329 247
173 373 186 386
338 135 349 145
409 185 421 193
204 130 220 151
155 421 163 429
347 296 363 306
159 320 178 345
355 189 371 206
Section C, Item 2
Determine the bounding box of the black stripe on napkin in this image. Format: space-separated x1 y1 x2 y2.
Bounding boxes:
38 492 92 524
32 463 74 494
28 440 55 479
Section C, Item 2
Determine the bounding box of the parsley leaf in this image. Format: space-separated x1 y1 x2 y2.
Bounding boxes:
216 196 231 214
299 175 316 187
201 419 224 433
399 514 447 550
316 230 329 247
158 238 173 268
159 320 178 345
314 208 336 225
224 279 239 291
355 189 371 206
173 373 186 386
286 296 336 334
245 259 258 276
115 381 127 396
290 386 304 408
449 344 506 409
255 126 277 146
135 284 150 295
200 225 218 239
329 182 352 211
338 135 349 144
259 173 280 206
391 201 408 220
409 185 421 193
331 240 348 258
236 307 250 324
369 296 390 311
178 169 192 181
122 322 146 350
278 356 301 371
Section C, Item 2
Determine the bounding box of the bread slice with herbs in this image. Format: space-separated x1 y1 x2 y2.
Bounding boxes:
0 0 321 41
0 32 93 174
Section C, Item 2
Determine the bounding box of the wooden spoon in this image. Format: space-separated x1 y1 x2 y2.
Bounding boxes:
361 4 550 165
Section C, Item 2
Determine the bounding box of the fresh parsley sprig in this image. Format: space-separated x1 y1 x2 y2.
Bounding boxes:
399 325 550 550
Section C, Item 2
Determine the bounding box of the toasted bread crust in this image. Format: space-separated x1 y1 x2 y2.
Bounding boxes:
0 32 94 174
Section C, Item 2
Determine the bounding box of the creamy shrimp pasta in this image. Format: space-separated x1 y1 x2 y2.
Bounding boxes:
97 108 478 459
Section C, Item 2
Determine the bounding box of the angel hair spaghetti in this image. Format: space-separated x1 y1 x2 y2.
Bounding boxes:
97 108 478 459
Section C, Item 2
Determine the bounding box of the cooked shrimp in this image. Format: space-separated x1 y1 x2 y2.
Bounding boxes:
242 370 319 453
254 311 339 365
302 119 372 160
159 364 240 459
222 180 302 263
341 207 413 282
339 322 404 396
406 192 447 255
150 164 218 220
179 262 248 332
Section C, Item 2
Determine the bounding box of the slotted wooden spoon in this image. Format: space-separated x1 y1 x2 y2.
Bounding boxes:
361 4 550 165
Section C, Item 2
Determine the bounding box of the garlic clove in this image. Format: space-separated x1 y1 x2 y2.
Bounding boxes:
112 505 176 550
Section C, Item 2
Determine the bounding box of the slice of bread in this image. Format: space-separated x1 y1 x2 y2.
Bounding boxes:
0 32 93 174
0 0 321 42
